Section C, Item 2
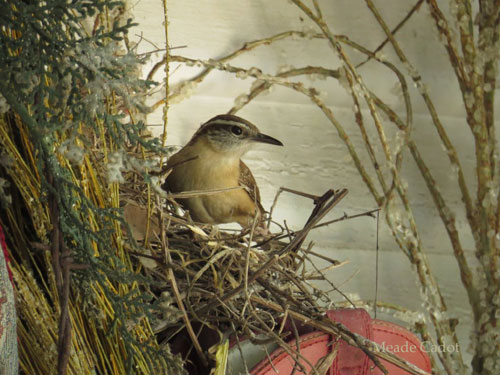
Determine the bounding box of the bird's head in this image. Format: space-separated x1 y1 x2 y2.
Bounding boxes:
193 114 283 155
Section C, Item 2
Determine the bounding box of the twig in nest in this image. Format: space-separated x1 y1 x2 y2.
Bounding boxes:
160 217 210 367
313 208 380 229
168 186 244 199
257 207 379 247
283 188 348 254
191 189 347 319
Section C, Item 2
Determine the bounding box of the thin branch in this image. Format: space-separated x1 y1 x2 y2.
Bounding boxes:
356 0 425 68
151 30 326 110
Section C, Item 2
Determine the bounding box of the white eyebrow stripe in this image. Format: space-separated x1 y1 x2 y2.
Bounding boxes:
205 119 247 128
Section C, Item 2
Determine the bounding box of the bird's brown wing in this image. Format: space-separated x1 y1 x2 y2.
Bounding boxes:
239 160 265 214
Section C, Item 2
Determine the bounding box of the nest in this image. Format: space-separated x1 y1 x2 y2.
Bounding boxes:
119 156 382 374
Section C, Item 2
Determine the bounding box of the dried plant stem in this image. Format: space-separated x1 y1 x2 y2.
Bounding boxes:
228 66 340 114
424 1 500 373
366 0 476 233
370 85 478 316
150 30 325 108
47 182 72 375
248 304 321 375
159 0 170 166
428 0 497 265
363 1 500 373
357 0 425 68
163 243 209 367
290 0 398 178
0 81 73 375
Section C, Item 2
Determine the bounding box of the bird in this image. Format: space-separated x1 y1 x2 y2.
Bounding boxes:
162 114 283 230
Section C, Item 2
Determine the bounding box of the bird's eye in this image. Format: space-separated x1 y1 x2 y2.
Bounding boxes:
231 126 243 136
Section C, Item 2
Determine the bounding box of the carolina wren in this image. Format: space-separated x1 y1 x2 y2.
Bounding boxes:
162 114 283 228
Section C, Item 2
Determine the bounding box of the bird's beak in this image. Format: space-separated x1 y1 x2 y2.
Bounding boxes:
252 132 283 146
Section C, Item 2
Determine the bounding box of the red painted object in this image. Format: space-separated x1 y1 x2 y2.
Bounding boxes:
0 224 13 283
249 309 431 375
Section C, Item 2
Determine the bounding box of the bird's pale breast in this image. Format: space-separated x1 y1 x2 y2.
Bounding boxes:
165 142 259 226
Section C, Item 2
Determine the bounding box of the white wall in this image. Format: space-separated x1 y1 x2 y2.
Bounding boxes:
130 0 500 367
